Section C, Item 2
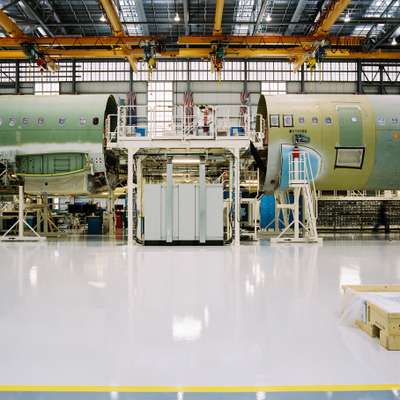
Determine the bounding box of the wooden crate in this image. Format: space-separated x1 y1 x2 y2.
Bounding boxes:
343 285 400 351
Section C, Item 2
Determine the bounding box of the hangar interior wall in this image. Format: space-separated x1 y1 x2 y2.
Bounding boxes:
1 59 400 108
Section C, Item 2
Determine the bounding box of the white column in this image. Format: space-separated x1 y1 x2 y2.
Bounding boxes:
165 158 173 243
108 190 115 237
136 156 143 240
228 158 233 241
127 148 134 245
199 157 206 244
234 148 240 246
43 193 48 235
18 185 24 239
294 187 300 240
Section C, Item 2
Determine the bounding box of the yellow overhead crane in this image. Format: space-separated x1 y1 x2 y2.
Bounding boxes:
0 46 398 61
0 34 365 48
0 7 26 38
98 0 138 71
0 0 398 69
292 0 354 70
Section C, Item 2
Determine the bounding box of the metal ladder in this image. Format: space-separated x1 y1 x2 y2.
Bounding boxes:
271 150 322 244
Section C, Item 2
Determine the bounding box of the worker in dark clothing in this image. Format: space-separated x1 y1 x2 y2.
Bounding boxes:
373 202 390 234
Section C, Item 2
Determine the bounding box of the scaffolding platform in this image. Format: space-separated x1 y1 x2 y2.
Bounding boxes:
106 104 264 152
105 104 265 246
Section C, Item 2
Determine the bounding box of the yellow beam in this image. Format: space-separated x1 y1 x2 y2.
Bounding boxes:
178 35 364 46
313 0 352 37
0 34 364 48
99 0 124 36
0 8 26 38
292 0 353 70
98 0 138 70
0 48 144 59
213 0 224 35
172 47 305 58
325 49 400 59
0 35 157 47
166 47 400 60
0 46 399 61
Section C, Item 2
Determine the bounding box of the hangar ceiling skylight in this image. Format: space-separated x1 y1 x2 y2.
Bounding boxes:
353 0 400 37
117 0 144 35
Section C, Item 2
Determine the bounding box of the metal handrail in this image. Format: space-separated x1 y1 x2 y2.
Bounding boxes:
106 104 265 145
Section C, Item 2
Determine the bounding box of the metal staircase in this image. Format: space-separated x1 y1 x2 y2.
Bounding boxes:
271 148 322 244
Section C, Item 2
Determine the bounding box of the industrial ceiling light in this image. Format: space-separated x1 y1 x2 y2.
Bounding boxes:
344 13 351 23
392 37 397 46
100 14 106 22
36 26 47 37
265 13 272 22
174 12 180 22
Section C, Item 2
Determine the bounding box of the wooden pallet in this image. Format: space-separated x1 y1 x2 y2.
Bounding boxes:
343 285 400 351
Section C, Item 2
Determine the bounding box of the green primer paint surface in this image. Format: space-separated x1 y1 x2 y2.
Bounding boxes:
17 153 86 175
338 106 363 147
0 94 115 147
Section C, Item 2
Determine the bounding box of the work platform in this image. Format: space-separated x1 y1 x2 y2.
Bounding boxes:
105 104 265 246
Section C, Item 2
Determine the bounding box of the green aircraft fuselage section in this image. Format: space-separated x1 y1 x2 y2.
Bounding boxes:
0 94 117 195
0 94 117 175
262 94 400 191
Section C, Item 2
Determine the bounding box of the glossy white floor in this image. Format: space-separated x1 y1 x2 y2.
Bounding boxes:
0 238 400 388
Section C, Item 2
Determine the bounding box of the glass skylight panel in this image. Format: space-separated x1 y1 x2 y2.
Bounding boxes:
233 0 256 35
117 0 143 35
353 0 399 37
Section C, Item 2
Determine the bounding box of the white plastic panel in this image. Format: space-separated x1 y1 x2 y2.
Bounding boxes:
143 184 162 241
206 184 224 241
177 184 196 241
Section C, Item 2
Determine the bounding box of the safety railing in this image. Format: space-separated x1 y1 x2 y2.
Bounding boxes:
288 152 308 185
288 151 318 219
106 104 265 146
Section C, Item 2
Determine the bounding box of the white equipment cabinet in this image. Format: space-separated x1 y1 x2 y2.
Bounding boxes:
143 183 224 244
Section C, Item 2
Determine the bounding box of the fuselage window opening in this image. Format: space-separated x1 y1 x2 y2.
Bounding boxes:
9 117 16 127
335 147 365 169
298 116 305 124
37 117 45 126
283 114 293 127
59 117 66 126
93 117 100 126
312 117 319 125
269 114 280 128
325 117 333 125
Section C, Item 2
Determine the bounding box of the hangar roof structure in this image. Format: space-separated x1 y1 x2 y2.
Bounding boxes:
0 0 400 70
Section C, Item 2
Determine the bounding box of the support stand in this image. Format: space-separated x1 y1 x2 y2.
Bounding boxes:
1 186 45 242
271 150 322 244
